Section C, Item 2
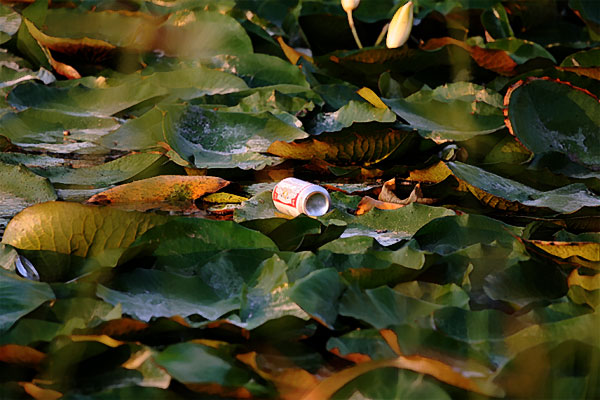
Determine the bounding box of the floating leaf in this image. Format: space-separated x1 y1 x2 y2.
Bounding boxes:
306 100 396 135
0 5 21 45
41 8 253 59
504 77 600 169
8 66 247 117
0 269 54 333
384 82 505 141
35 153 165 187
448 161 600 213
422 37 518 76
161 104 307 169
268 125 415 166
154 342 255 395
136 216 277 258
0 162 57 204
87 175 229 212
568 269 600 291
209 53 309 87
2 202 169 259
528 239 600 265
97 268 240 322
302 353 501 399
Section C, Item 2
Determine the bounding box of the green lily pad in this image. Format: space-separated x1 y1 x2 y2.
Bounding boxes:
448 161 600 213
0 269 55 333
504 78 600 169
160 104 307 169
97 269 240 322
7 66 247 117
155 342 253 387
485 37 556 64
339 284 467 329
208 53 309 87
307 100 397 135
33 153 166 187
331 368 452 400
384 82 505 141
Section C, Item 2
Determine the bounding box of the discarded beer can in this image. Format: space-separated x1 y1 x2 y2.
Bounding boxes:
272 178 331 217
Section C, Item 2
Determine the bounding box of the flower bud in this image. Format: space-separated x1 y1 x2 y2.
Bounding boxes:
341 0 360 12
386 1 414 49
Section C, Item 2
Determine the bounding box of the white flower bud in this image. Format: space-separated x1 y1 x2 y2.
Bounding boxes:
341 0 360 12
386 1 414 49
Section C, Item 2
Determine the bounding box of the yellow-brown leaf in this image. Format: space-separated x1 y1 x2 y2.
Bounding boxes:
87 175 229 212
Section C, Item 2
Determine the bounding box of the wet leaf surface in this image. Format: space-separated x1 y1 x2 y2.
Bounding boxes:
1 1 599 399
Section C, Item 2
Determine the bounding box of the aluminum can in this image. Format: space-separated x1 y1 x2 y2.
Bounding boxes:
272 178 331 217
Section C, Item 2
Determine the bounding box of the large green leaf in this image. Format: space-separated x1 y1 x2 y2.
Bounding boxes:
0 109 118 144
134 217 278 257
7 66 247 117
339 284 468 329
41 8 253 58
154 342 253 387
306 100 396 135
384 82 505 141
97 268 239 322
485 37 556 64
505 78 600 169
448 161 600 213
237 254 310 329
0 269 54 332
331 368 452 400
33 153 165 187
288 268 344 328
412 213 524 255
160 104 308 169
0 162 57 203
208 54 309 87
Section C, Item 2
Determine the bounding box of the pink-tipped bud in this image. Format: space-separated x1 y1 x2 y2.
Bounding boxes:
386 1 414 49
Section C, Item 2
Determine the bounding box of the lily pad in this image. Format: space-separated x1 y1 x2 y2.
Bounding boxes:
0 269 55 333
160 104 308 169
504 78 600 169
448 161 600 213
306 100 396 135
384 82 505 141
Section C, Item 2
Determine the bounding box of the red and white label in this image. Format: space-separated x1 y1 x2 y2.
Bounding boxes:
272 180 311 208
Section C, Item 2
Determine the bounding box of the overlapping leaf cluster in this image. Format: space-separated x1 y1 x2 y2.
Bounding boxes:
1 0 599 399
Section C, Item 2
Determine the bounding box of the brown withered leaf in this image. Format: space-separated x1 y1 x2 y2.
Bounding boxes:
356 196 404 215
357 181 435 215
24 19 115 66
87 175 229 212
0 344 45 369
422 37 518 76
379 179 434 205
237 352 319 400
556 66 600 81
18 383 62 400
301 354 501 400
268 127 413 166
527 240 600 269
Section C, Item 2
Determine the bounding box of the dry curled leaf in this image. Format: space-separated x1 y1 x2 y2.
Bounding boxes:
422 37 518 76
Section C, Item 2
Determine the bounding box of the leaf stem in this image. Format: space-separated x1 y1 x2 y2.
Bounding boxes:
374 23 389 47
346 10 363 49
